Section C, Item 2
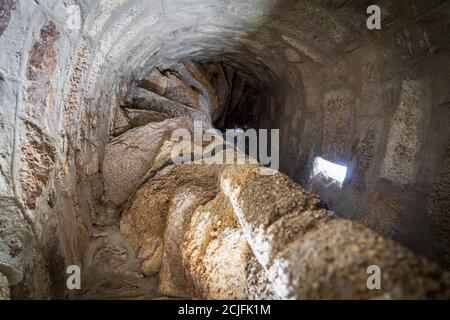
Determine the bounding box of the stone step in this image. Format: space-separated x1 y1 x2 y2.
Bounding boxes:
172 61 219 116
103 117 194 206
112 107 169 137
80 272 160 300
131 87 211 126
124 108 169 127
203 62 231 122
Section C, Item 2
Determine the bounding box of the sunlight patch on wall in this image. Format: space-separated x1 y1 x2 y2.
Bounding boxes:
311 157 347 187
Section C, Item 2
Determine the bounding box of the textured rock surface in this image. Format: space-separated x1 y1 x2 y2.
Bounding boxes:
0 197 34 285
119 164 280 299
321 90 353 163
103 117 193 206
203 63 230 120
124 108 168 127
112 106 131 137
179 61 219 116
221 165 450 299
25 21 59 117
0 0 15 37
140 69 202 110
428 146 450 269
120 165 220 277
112 108 169 137
120 161 450 299
1 0 450 299
131 87 211 126
0 272 10 300
246 255 278 300
182 192 250 299
381 80 425 187
359 193 405 238
159 185 215 297
19 122 55 209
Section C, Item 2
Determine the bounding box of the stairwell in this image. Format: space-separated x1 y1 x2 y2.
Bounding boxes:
1 0 450 300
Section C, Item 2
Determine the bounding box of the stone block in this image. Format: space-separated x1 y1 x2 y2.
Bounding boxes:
321 90 353 163
102 117 192 206
359 193 405 238
380 80 425 187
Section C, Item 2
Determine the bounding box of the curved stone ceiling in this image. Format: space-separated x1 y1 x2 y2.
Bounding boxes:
1 0 449 298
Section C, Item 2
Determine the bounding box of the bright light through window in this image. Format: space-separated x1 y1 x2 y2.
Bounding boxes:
311 157 347 187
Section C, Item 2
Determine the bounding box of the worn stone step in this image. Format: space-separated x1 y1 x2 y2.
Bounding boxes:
203 62 231 122
131 87 211 125
80 272 160 300
113 106 170 137
172 61 219 116
139 68 204 110
124 108 168 126
102 117 194 206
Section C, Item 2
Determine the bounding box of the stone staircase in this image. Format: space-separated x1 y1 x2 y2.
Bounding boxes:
78 60 450 300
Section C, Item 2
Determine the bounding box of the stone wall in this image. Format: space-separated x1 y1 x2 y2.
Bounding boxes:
264 1 450 269
0 0 449 298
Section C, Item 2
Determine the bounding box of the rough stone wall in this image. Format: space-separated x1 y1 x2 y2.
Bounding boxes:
0 0 449 299
117 155 450 299
265 1 450 269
